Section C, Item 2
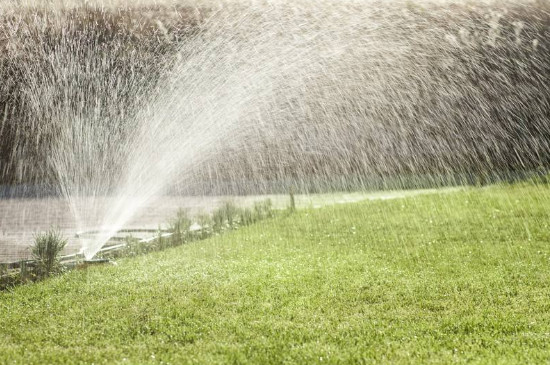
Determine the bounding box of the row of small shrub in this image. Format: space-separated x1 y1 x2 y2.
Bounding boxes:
101 199 276 259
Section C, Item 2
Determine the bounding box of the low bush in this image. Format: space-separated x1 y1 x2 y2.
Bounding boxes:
0 264 20 290
32 229 67 279
196 213 214 239
169 209 192 246
212 201 240 232
0 271 21 290
239 207 255 226
253 199 274 220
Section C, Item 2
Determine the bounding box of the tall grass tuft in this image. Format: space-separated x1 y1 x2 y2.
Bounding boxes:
32 229 67 279
212 201 238 232
254 199 274 219
170 209 192 245
196 213 213 239
240 207 255 226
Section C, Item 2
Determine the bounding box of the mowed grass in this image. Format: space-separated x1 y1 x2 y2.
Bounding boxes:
1 183 550 364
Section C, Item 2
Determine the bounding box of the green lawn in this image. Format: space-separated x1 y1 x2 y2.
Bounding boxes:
1 183 550 364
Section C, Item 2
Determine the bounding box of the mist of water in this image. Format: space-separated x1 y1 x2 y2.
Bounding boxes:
0 0 548 259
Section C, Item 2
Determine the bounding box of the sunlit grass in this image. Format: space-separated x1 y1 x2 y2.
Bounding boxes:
1 183 549 364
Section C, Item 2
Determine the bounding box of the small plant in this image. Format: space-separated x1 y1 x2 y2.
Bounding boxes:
19 260 30 282
212 208 225 232
32 229 67 279
120 236 148 257
254 199 274 220
212 201 239 232
0 264 13 290
156 226 167 250
240 207 255 226
0 267 21 291
169 209 192 246
196 213 213 239
221 201 239 227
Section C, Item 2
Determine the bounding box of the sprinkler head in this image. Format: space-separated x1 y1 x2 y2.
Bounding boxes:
83 258 111 265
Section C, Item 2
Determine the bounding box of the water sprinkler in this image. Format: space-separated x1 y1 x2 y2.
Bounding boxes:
83 258 111 265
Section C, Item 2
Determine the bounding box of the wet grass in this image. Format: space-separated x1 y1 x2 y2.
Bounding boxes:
1 183 550 364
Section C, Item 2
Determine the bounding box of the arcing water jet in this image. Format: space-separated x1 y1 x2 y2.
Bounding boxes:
0 0 548 259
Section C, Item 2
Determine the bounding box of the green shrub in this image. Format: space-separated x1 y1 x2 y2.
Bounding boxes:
254 199 274 220
169 209 192 245
32 229 67 279
19 260 31 282
156 227 168 250
240 207 255 226
0 270 21 290
212 209 225 232
212 201 239 232
222 201 239 227
0 264 15 290
196 213 213 239
120 236 149 257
